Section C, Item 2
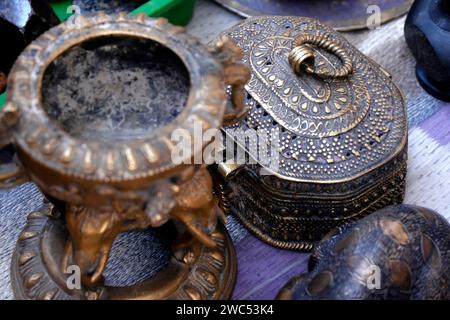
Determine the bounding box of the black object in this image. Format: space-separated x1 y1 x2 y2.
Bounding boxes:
0 71 6 93
405 0 450 101
0 0 59 76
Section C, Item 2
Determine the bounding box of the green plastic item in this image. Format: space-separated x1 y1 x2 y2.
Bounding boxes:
131 0 195 26
0 0 195 110
50 0 195 26
0 92 5 111
49 1 73 21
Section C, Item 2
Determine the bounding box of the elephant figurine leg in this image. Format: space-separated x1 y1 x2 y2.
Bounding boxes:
64 205 124 287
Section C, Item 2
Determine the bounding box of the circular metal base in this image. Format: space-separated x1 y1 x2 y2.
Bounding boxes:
11 208 236 300
416 65 450 102
213 0 413 31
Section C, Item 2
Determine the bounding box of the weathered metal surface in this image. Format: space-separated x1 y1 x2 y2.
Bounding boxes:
1 13 250 300
0 0 59 75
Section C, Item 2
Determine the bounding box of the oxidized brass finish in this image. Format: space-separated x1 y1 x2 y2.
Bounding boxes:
12 205 236 300
214 16 408 250
0 13 249 300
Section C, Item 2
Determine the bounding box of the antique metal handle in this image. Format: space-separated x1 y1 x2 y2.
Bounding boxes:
222 80 251 127
0 102 27 188
289 33 353 78
209 35 252 126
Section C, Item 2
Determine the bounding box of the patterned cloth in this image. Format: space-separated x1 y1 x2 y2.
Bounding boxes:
0 0 448 300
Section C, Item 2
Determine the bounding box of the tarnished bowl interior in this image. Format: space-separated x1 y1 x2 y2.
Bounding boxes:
41 36 190 142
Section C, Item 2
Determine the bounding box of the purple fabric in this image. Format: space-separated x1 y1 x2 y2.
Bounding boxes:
232 235 309 300
420 105 450 145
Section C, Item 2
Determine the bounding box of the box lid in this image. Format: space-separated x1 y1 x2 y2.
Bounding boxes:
221 16 407 184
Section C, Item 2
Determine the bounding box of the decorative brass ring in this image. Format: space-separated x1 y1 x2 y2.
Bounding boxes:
289 34 353 78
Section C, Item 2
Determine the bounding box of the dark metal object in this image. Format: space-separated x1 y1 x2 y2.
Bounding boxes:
0 71 6 93
0 12 249 300
405 0 450 101
213 16 408 251
0 0 59 76
213 0 414 31
277 205 450 300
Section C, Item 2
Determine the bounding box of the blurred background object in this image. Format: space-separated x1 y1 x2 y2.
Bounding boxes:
73 0 148 13
0 0 59 77
50 0 196 26
0 72 6 94
405 0 450 101
213 0 414 31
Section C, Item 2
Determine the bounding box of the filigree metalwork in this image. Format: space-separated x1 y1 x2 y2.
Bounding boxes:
214 16 408 250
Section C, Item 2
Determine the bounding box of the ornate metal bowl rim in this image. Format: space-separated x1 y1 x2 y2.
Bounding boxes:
7 13 227 183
